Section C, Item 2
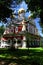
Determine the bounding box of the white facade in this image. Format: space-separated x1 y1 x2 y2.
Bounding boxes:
0 8 39 48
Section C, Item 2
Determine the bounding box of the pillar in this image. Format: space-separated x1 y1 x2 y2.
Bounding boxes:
18 8 26 48
22 36 26 48
15 39 18 49
22 20 26 48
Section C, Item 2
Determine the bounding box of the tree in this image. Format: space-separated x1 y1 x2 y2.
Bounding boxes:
0 0 20 23
0 0 12 23
0 25 5 37
24 0 43 30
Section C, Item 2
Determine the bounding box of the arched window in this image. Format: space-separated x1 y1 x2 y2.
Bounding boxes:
15 27 18 33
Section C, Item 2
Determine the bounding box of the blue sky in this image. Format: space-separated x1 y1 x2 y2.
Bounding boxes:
34 18 43 37
0 23 2 26
13 0 43 37
0 0 43 37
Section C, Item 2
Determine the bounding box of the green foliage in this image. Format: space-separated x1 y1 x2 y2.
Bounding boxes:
17 0 43 30
0 48 43 65
0 25 5 37
25 0 43 29
0 0 12 23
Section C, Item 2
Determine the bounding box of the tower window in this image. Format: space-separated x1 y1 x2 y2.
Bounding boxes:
15 27 18 33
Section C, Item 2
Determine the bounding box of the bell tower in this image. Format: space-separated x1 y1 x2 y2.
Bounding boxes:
18 8 26 48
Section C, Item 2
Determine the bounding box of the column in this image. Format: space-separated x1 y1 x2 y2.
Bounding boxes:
15 39 18 49
22 36 26 48
22 20 26 48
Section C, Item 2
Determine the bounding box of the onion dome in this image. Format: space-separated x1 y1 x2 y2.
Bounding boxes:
18 8 25 14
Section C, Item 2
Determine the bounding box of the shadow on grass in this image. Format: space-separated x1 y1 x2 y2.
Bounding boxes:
0 48 43 65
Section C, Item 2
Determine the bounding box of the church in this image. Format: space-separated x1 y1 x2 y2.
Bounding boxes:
0 8 41 48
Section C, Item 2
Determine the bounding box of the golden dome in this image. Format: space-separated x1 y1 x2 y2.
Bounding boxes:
18 8 25 14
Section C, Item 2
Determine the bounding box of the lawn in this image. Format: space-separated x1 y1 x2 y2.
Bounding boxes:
0 47 43 65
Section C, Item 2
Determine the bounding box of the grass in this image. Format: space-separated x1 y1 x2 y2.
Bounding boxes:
0 47 43 65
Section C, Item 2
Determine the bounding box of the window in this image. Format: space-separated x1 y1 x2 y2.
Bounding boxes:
15 27 18 33
29 25 32 33
11 29 14 33
27 23 29 32
10 26 14 33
